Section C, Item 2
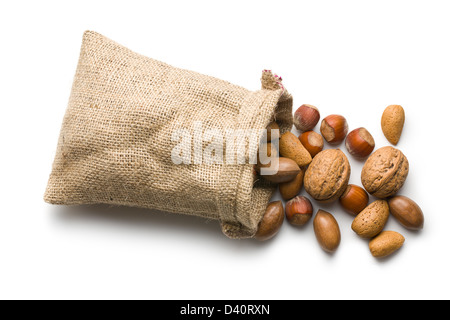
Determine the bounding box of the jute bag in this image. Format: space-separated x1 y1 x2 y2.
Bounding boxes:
44 31 293 239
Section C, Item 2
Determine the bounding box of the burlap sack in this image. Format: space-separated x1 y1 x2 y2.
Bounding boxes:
44 31 293 239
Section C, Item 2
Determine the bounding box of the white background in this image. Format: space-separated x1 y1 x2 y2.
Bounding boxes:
1 0 449 300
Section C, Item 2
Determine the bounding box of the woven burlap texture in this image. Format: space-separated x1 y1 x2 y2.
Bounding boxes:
44 31 293 239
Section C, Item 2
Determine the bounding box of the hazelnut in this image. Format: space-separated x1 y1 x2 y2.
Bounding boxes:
285 196 313 226
298 131 324 158
255 201 284 241
294 104 320 132
320 115 349 144
345 127 375 158
339 184 369 215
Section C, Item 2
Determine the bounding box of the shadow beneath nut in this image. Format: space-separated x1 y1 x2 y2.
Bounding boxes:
317 248 339 258
311 200 338 215
48 204 271 251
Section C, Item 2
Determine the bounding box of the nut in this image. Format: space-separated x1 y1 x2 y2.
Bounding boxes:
298 131 324 158
339 184 369 216
279 131 312 167
313 210 341 253
351 200 390 239
293 104 320 132
361 146 409 198
388 195 424 230
265 121 280 142
279 170 304 200
320 114 349 144
258 157 301 184
345 127 375 158
381 105 405 145
369 231 405 258
255 201 285 241
285 196 313 226
256 142 278 169
304 149 351 202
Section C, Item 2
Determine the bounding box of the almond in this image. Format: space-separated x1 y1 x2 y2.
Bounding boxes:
351 200 389 238
279 132 312 167
381 105 405 145
369 231 405 258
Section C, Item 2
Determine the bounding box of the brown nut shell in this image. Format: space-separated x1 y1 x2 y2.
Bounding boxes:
339 184 369 216
294 104 320 132
255 201 284 241
256 142 278 169
320 115 349 144
258 157 301 184
369 231 405 258
361 146 409 198
345 127 375 158
381 105 405 145
388 196 424 230
279 170 304 201
313 210 341 253
299 131 324 158
304 149 351 202
285 196 313 226
279 132 312 167
351 200 390 239
266 122 280 142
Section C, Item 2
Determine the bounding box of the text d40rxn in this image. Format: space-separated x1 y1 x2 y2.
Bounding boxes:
180 304 270 317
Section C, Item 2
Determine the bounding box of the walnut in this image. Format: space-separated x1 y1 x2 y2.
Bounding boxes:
304 149 351 202
361 146 409 198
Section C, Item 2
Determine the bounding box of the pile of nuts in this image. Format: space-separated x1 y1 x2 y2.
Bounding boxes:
254 104 424 259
